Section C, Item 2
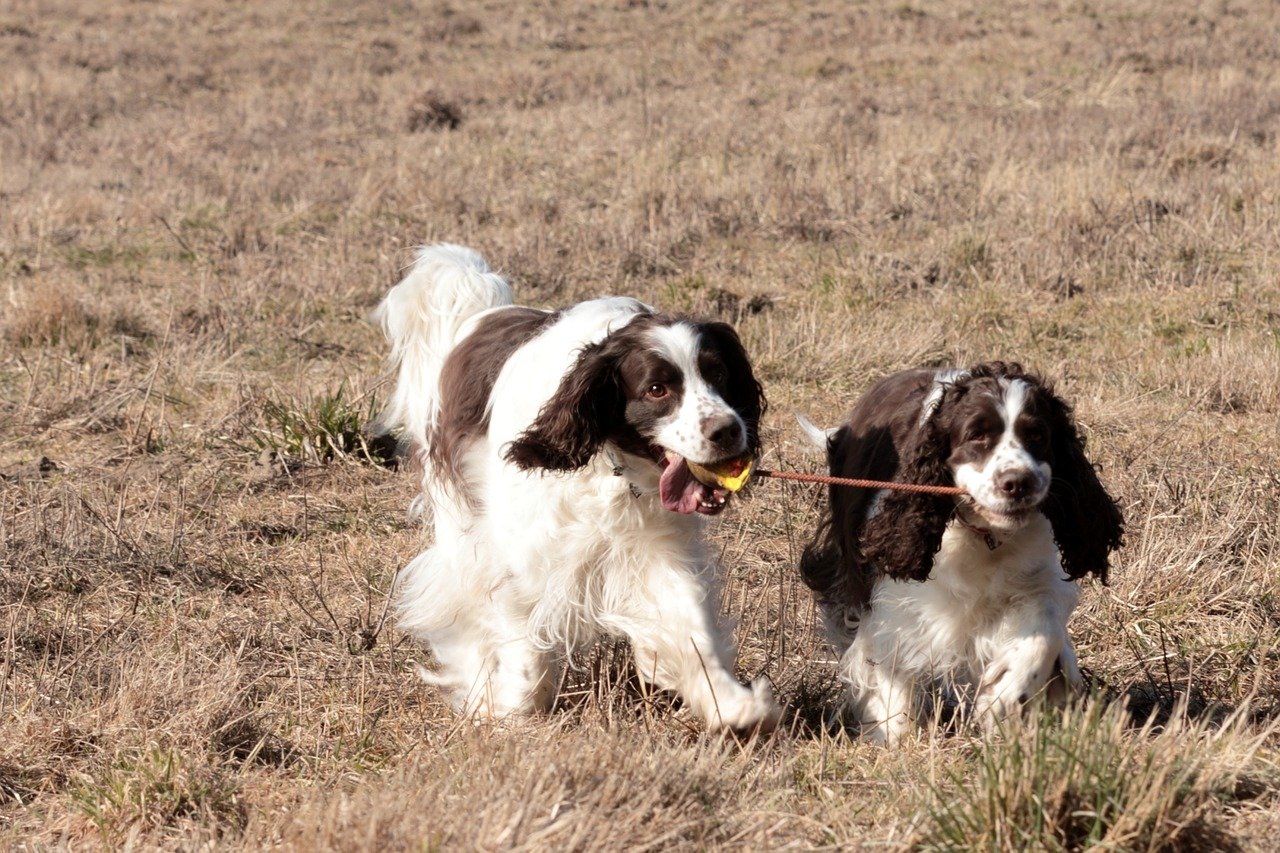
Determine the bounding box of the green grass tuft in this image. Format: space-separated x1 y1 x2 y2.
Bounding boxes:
70 748 244 842
913 700 1273 852
253 385 387 466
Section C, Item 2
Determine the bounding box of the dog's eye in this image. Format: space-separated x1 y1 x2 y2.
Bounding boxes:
1023 425 1045 442
646 383 668 399
965 428 992 445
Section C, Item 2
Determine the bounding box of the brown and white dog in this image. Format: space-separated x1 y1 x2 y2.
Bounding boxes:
374 244 779 732
799 363 1123 742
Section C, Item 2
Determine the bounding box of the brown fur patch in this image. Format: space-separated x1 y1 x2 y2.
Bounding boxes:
429 306 559 494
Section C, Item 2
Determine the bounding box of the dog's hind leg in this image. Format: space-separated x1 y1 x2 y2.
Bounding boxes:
398 534 554 719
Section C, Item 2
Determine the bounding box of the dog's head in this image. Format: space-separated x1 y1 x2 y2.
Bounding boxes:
505 314 764 515
862 363 1123 581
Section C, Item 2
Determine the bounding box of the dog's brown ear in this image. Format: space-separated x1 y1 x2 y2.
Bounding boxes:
1033 382 1124 581
505 339 624 472
858 415 955 582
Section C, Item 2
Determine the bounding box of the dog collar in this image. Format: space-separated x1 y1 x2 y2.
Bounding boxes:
954 512 1001 550
605 449 646 498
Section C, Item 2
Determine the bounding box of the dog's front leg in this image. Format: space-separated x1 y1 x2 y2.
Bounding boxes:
1044 635 1083 705
615 558 779 734
841 635 915 744
974 601 1079 729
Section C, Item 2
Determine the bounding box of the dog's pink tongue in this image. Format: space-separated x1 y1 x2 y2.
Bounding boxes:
659 457 703 514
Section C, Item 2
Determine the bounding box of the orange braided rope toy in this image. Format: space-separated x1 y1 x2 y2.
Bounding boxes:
753 468 967 496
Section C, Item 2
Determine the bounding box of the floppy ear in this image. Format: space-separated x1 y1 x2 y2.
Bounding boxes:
697 321 766 455
504 339 623 471
1036 385 1124 581
858 413 955 583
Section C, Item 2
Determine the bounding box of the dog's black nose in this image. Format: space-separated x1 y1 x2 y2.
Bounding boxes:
704 415 743 449
997 470 1035 499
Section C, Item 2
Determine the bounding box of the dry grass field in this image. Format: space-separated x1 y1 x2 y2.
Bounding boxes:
4 0 1280 848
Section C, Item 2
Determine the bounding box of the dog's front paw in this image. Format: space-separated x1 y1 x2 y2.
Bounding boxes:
851 694 915 746
974 638 1064 728
856 718 901 746
708 677 781 735
1044 645 1084 706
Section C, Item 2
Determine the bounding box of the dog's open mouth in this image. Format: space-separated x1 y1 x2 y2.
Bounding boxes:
656 451 751 515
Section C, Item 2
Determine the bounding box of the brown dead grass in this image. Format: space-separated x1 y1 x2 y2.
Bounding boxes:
3 0 1280 848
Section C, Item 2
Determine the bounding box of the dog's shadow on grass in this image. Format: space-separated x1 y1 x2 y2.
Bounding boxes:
509 640 1279 743
1095 668 1280 732
550 642 689 734
774 667 1280 744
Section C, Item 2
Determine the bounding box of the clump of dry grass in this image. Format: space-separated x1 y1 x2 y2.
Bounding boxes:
405 90 463 132
253 732 774 850
3 284 147 352
914 699 1279 851
250 384 390 467
69 747 245 845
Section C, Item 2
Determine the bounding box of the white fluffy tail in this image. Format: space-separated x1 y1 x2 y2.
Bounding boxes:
794 412 839 452
372 244 514 451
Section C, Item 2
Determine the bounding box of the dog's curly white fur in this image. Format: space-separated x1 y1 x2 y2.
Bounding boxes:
374 244 779 732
